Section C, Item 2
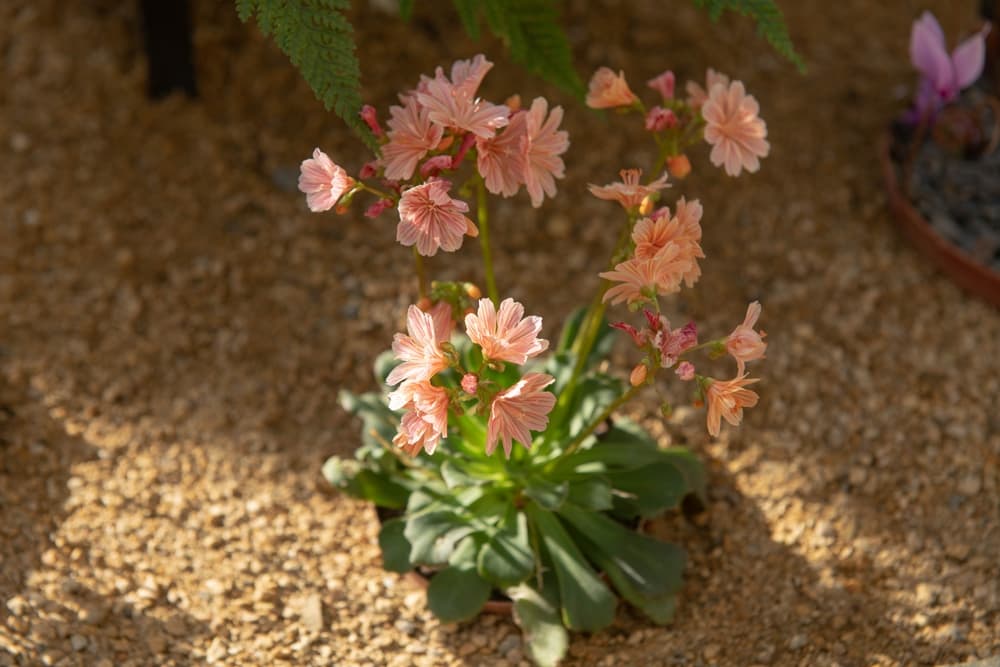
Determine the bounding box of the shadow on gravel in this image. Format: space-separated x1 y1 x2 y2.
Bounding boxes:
0 378 208 664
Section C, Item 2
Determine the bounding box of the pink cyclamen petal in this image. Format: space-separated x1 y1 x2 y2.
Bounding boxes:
397 180 478 257
298 148 355 212
465 298 549 365
522 97 569 208
702 81 770 177
386 303 454 386
486 373 556 457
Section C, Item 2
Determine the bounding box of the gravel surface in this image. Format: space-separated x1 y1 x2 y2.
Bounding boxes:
1 1 998 666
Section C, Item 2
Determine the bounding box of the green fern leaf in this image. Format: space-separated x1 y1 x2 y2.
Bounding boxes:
481 0 585 98
451 0 482 40
237 0 378 151
692 0 805 72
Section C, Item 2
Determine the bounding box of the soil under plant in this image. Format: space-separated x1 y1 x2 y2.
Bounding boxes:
1 1 998 666
895 87 1000 273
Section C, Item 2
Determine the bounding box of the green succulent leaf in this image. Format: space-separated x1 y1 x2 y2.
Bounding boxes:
477 511 534 587
526 503 616 632
566 477 614 511
404 509 469 565
426 565 492 623
609 461 687 518
378 518 414 573
322 456 410 508
508 584 569 667
524 476 569 511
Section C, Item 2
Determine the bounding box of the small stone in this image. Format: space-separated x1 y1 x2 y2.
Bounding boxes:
957 474 982 496
5 595 27 616
498 634 521 656
10 132 31 152
945 543 971 562
788 634 808 651
394 619 416 635
916 583 940 606
206 638 227 663
164 614 187 637
70 634 89 651
300 593 324 632
78 604 109 626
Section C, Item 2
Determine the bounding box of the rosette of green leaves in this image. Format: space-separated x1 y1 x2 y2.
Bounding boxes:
326 310 706 667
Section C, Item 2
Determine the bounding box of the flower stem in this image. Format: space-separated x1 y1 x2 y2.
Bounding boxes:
475 176 500 305
554 384 642 462
358 182 395 201
413 247 429 298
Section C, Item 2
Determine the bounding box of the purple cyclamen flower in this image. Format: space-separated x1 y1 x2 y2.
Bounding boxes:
909 11 990 119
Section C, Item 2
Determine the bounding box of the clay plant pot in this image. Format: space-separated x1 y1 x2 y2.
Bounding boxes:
879 130 1000 308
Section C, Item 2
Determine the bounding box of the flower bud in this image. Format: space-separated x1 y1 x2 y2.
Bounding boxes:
364 198 393 218
359 105 383 137
647 70 676 100
359 161 378 179
505 94 522 113
667 155 692 180
644 106 677 132
461 373 479 395
630 364 647 387
639 195 656 216
416 297 433 312
660 402 673 419
464 283 482 300
435 135 455 151
675 361 695 381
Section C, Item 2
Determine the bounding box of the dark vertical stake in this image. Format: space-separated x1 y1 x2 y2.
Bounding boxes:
140 0 198 99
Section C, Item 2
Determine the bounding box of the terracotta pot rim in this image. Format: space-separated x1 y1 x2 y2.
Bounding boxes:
878 128 1000 308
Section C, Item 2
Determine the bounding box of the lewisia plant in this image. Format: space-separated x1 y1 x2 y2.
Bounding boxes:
311 56 768 667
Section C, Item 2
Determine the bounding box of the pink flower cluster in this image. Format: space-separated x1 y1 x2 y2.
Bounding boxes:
386 298 555 458
297 55 570 257
584 66 769 178
599 196 705 305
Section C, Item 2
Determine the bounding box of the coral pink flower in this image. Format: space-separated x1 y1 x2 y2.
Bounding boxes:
465 298 548 365
588 169 670 211
685 68 730 110
448 54 494 98
726 301 767 374
522 97 569 208
599 244 686 305
705 374 759 437
419 154 454 178
486 373 556 457
676 361 695 381
390 381 450 456
386 303 454 386
417 72 509 139
397 180 478 256
632 199 704 288
298 148 355 212
477 110 528 197
586 67 639 109
702 80 770 177
382 97 445 180
647 70 676 100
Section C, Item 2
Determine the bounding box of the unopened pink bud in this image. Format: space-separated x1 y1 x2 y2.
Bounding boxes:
505 94 522 113
630 364 647 387
461 373 479 395
359 105 383 137
364 198 393 218
420 155 453 178
645 106 677 132
647 70 676 100
676 361 695 381
359 161 378 179
667 155 692 179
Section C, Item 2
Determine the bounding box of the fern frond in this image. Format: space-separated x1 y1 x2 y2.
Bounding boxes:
692 0 805 72
237 0 378 150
